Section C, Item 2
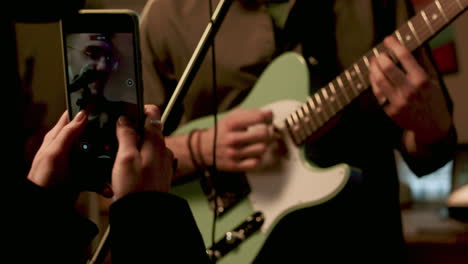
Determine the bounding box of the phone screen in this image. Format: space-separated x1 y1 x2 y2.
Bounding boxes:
62 11 143 189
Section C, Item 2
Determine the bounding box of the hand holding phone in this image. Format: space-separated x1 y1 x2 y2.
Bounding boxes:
61 10 144 193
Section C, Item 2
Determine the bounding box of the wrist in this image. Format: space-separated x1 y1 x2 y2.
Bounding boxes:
197 129 209 168
188 129 209 171
188 129 202 171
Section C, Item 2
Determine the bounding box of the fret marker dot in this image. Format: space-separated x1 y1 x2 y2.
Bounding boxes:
432 14 438 20
357 84 363 89
406 35 412 41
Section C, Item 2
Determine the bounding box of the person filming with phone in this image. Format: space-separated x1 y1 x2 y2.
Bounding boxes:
66 32 141 192
6 4 211 264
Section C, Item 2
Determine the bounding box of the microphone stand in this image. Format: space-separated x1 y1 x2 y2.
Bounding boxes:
161 0 234 124
87 0 234 262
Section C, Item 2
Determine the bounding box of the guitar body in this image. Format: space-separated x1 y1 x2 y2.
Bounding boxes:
171 52 351 263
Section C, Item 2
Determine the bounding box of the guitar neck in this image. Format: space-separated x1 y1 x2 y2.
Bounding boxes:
286 0 467 145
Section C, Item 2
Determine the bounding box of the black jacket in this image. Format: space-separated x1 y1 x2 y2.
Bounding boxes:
8 178 210 263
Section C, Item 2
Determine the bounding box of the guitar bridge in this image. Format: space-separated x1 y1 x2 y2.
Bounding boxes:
206 211 264 261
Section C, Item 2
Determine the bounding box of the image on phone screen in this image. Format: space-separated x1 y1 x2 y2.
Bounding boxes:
63 21 143 188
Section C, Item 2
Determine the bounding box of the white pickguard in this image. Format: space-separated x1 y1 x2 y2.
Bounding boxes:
247 100 350 232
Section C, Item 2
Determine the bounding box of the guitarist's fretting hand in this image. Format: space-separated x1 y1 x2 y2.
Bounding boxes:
369 36 453 157
196 108 274 172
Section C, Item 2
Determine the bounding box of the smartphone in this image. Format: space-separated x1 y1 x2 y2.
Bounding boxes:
61 10 144 191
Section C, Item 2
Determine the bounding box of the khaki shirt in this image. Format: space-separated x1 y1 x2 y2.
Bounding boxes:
140 0 417 129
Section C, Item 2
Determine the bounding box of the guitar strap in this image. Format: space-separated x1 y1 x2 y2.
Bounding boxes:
372 0 396 43
281 0 339 94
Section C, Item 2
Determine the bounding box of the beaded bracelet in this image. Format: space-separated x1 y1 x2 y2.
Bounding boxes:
188 129 202 171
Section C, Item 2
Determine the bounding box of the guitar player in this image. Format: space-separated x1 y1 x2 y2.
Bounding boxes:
140 0 457 262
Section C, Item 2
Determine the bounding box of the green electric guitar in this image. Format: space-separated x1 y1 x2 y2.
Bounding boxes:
171 0 467 263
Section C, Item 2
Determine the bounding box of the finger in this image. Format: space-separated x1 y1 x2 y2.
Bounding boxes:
47 110 88 154
227 109 273 131
143 104 163 136
235 157 261 171
42 111 71 143
115 115 139 157
144 104 162 118
369 58 395 104
384 36 426 78
230 124 272 146
234 143 267 160
141 105 165 164
375 52 407 88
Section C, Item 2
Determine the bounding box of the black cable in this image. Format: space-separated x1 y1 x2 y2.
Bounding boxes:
208 0 219 262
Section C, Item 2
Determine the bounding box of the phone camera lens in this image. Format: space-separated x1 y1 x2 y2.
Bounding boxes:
80 142 91 152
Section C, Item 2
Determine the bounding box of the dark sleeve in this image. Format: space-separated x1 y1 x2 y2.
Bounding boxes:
8 178 98 263
398 42 458 176
399 122 457 177
109 192 211 263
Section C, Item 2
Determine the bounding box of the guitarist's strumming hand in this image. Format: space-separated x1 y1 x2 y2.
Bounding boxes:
369 36 453 158
196 108 274 172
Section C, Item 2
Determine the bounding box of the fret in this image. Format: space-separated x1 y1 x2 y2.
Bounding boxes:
442 0 465 20
336 76 351 104
353 63 367 91
293 110 306 142
363 55 370 68
294 111 307 143
424 2 445 34
399 23 413 46
323 88 337 117
372 47 380 59
345 70 359 97
399 22 421 50
286 115 300 144
300 104 317 132
375 44 388 56
328 82 344 109
421 10 435 34
314 92 331 119
322 87 329 101
356 58 369 77
304 98 320 130
435 0 449 22
322 85 340 115
297 107 313 136
307 97 325 126
338 73 355 103
395 30 404 44
411 12 433 46
350 67 361 82
408 20 422 45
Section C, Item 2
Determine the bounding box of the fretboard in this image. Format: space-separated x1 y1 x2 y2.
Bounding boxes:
286 0 467 145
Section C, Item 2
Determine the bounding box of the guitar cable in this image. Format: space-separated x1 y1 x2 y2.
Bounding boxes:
208 0 220 262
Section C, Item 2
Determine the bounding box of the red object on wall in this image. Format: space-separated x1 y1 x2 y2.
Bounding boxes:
432 43 459 74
